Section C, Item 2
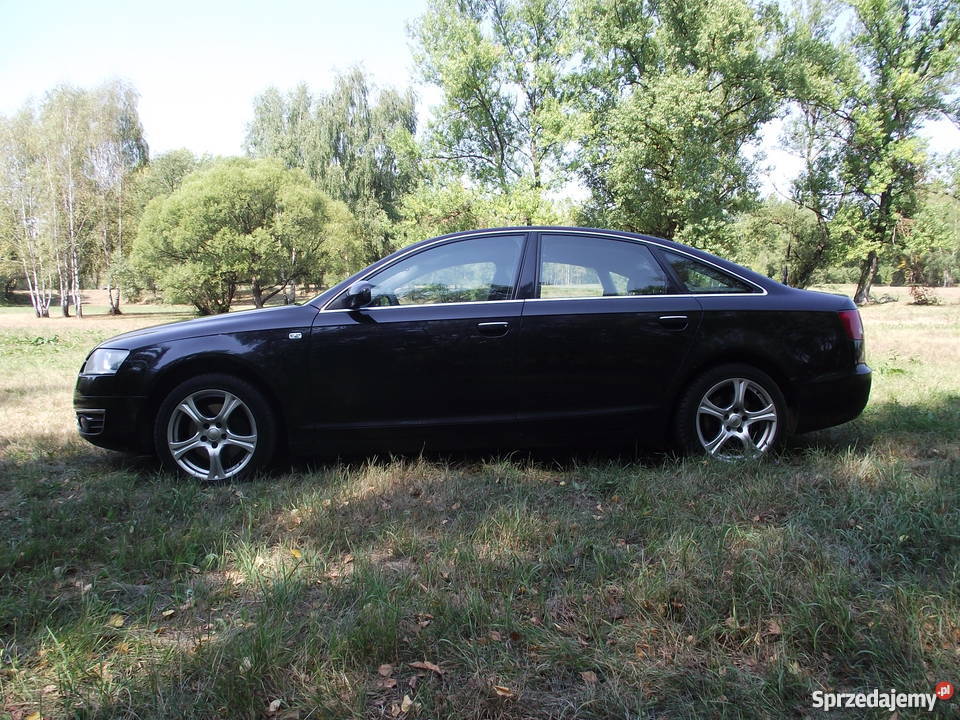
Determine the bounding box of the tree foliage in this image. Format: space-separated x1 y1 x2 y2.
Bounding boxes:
246 69 417 268
0 82 147 316
133 159 345 314
573 0 784 251
412 0 572 191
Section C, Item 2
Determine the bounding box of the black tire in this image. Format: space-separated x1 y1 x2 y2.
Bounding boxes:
154 373 276 482
675 363 789 458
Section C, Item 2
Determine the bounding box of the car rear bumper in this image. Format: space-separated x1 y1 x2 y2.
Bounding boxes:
794 363 872 434
73 391 149 452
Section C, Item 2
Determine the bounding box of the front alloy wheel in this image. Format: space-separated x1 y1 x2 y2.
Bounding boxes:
156 374 275 482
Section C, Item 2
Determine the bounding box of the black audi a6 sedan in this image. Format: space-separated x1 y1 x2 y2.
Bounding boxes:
75 227 871 480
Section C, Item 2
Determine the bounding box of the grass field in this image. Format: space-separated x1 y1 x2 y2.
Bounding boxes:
1 288 958 719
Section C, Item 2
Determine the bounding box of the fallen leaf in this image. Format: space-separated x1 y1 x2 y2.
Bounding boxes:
581 670 598 684
240 656 252 672
42 684 57 694
489 630 502 642
378 663 394 677
290 548 302 560
401 694 414 712
107 613 125 628
25 713 42 720
493 685 516 698
767 619 782 636
267 698 282 714
378 677 398 689
390 703 401 717
410 660 444 675
161 609 175 617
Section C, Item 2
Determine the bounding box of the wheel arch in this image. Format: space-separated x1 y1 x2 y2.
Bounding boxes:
671 351 797 434
138 354 289 454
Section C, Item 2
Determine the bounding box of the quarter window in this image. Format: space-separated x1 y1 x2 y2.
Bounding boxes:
538 234 670 298
365 235 524 306
661 250 754 294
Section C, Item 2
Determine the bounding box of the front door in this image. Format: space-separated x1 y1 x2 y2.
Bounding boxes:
308 233 528 431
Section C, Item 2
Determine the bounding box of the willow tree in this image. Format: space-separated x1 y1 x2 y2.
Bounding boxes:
246 69 417 267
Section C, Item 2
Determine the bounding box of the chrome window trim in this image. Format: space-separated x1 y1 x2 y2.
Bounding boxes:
320 228 767 311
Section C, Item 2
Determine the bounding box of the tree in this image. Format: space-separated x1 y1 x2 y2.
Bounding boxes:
836 0 960 304
85 80 148 314
396 178 574 243
134 159 342 314
896 164 960 286
39 86 96 317
0 108 55 316
735 199 842 286
130 149 202 207
411 0 572 191
572 0 785 251
0 83 148 318
246 69 417 268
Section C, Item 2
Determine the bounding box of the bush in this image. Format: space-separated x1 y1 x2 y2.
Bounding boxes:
908 285 941 305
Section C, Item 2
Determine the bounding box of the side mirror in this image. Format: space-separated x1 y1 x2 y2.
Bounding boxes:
345 280 373 309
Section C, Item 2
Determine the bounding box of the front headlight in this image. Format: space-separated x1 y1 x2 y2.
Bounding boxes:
82 348 130 375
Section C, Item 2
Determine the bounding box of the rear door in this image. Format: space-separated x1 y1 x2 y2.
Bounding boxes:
516 232 702 430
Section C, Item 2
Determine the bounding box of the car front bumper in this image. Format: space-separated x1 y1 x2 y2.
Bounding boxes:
74 375 149 452
794 363 872 434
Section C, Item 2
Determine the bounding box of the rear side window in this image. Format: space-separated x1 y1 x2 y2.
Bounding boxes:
539 234 670 298
661 250 755 294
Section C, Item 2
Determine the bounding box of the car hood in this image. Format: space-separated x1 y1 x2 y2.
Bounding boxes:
95 304 319 350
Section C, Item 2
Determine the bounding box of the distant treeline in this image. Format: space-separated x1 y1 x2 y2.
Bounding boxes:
2 0 959 316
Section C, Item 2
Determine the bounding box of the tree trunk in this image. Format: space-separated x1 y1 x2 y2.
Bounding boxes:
853 250 878 305
251 279 265 309
57 255 70 317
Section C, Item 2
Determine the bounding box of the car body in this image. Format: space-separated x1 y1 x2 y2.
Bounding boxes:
75 227 871 480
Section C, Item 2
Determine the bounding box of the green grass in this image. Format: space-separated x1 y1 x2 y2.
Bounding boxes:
1 292 958 719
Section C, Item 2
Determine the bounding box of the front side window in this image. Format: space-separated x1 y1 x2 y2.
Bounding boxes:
538 234 670 298
365 235 524 306
661 250 755 294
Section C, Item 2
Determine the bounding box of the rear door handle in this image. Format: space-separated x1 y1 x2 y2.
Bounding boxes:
477 321 509 337
658 314 688 330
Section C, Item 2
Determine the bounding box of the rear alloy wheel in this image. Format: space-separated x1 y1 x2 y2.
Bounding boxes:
155 374 276 481
676 364 787 459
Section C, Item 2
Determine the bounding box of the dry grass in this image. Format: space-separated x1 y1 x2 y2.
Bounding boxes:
1 288 958 719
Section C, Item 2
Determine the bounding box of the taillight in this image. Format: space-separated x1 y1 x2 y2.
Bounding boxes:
838 309 863 341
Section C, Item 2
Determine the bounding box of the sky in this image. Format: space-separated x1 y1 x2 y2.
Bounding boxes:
2 0 959 199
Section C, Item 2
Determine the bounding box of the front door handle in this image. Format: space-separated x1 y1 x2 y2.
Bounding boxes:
658 314 689 330
477 321 509 337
